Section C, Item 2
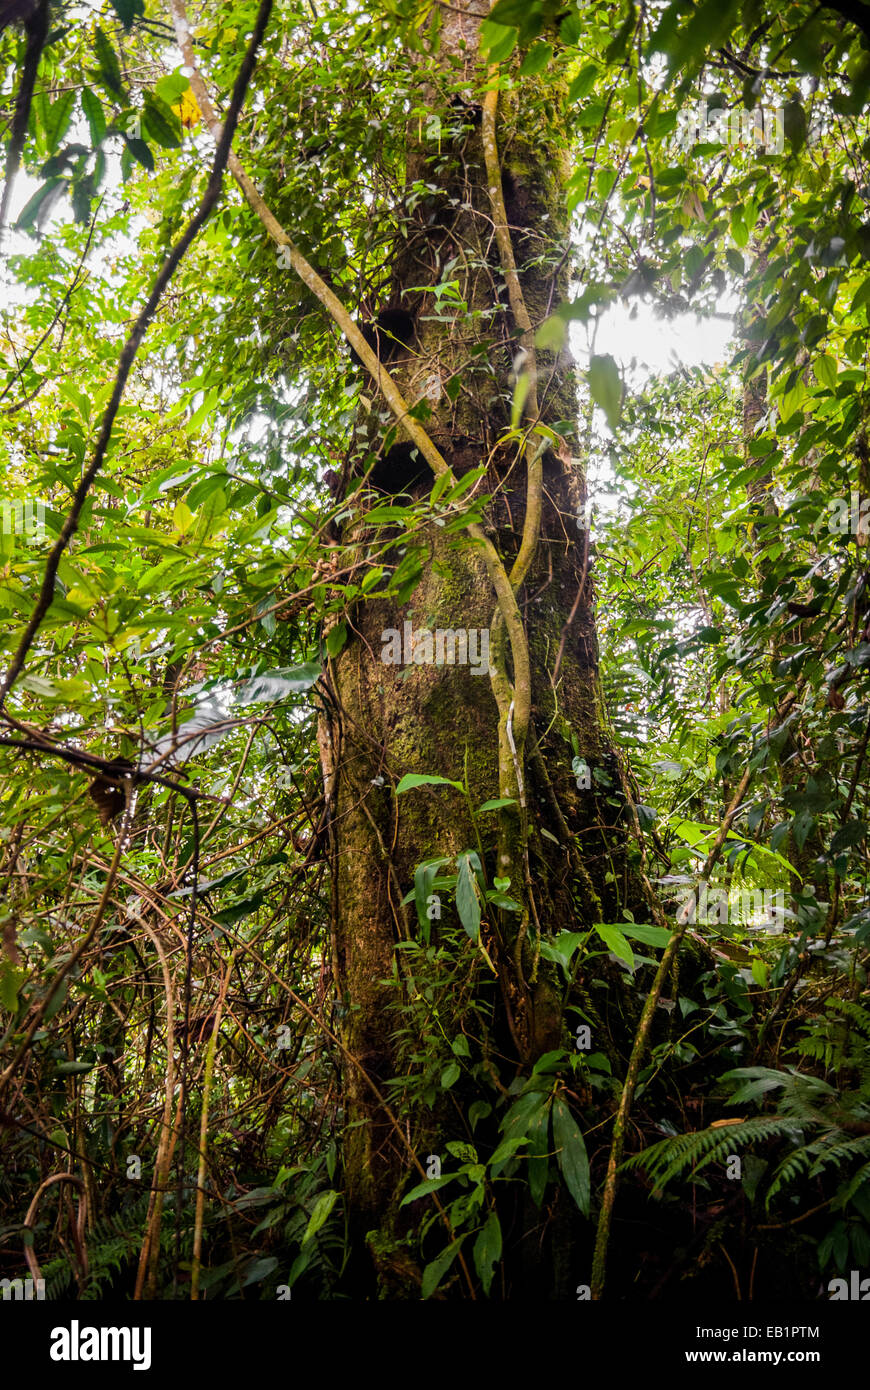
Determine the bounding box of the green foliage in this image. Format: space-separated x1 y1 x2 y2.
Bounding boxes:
2 0 870 1302
628 999 870 1272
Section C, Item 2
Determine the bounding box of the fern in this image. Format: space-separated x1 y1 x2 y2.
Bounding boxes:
624 1116 800 1194
627 997 870 1246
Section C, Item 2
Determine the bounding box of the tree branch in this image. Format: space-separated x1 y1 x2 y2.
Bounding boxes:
0 0 275 710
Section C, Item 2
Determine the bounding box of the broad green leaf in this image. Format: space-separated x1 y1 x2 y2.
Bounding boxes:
172 500 194 534
0 963 24 1013
456 852 481 941
110 0 145 28
594 923 635 966
143 91 183 149
619 923 672 948
421 1237 466 1299
511 371 531 428
535 315 567 351
538 930 585 975
241 1255 279 1285
519 41 552 76
730 207 749 248
153 665 319 761
441 1061 461 1088
43 91 76 157
123 135 155 171
15 178 64 232
488 0 534 24
400 1173 460 1205
480 19 518 61
325 620 347 657
93 26 125 98
568 63 597 103
813 355 837 389
414 856 449 929
552 1098 590 1215
587 354 622 429
302 1189 339 1244
527 1100 552 1207
473 1212 502 1296
395 773 462 794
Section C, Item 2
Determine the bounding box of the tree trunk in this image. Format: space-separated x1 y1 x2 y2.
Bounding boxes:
318 1 642 1295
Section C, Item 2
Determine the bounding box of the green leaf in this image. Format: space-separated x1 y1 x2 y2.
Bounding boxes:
850 279 870 314
587 353 622 429
619 923 672 948
302 1189 339 1245
830 821 866 855
80 89 107 147
488 0 534 21
527 1100 552 1207
538 930 585 976
43 91 76 157
783 98 807 152
568 63 597 103
441 1061 461 1088
55 1061 95 1075
43 978 69 1022
123 135 154 171
414 856 449 930
241 1255 279 1286
534 315 567 351
395 773 463 794
0 963 24 1012
476 797 517 812
511 370 531 428
594 923 635 966
152 665 319 763
400 1173 460 1205
234 665 321 703
422 1236 466 1299
325 620 347 657
480 19 517 62
456 852 481 941
473 1212 502 1295
661 0 741 76
791 809 816 853
519 41 552 76
172 500 193 534
155 72 191 105
109 0 145 28
813 354 837 389
143 91 183 149
93 26 126 99
730 207 749 248
15 177 64 232
552 1098 590 1215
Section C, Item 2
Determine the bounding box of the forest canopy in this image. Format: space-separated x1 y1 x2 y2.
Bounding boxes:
2 0 870 1327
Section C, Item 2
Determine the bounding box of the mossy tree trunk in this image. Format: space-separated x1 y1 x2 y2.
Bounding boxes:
318 1 643 1295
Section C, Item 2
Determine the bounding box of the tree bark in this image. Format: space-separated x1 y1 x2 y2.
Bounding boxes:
318 0 643 1294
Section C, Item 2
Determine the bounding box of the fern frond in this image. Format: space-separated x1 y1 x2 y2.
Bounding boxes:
627 1116 801 1194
